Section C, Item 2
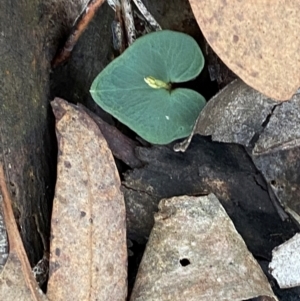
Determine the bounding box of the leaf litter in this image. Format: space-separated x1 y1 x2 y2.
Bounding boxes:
2 1 299 299
46 98 127 301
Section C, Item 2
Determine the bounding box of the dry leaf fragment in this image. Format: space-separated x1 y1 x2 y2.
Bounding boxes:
269 233 300 289
47 98 127 301
130 194 278 301
0 165 48 301
189 0 300 101
253 94 300 155
251 94 300 224
192 79 276 146
174 79 276 152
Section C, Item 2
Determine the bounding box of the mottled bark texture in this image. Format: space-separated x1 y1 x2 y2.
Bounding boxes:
0 0 88 266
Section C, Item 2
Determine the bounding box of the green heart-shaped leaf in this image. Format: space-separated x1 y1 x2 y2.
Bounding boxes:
90 30 206 144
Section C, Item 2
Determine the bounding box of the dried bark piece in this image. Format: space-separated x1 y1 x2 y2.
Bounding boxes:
251 94 300 224
252 149 300 224
177 79 300 225
191 80 276 146
269 233 300 289
132 0 161 31
189 0 300 101
0 165 48 301
0 255 48 301
47 98 127 301
130 194 278 301
124 136 297 260
173 79 276 152
0 210 8 272
1 0 58 267
121 0 136 45
78 104 143 168
253 94 300 155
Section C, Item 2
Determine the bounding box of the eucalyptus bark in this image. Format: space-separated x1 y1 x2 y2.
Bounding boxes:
0 0 58 265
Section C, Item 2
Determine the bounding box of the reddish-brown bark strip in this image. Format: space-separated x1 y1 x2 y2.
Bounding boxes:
0 164 47 301
52 0 106 68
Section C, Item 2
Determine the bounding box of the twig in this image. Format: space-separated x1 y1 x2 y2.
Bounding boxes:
0 164 47 301
51 0 106 68
132 0 161 31
107 0 120 11
107 1 127 54
121 0 136 45
73 0 91 25
112 4 126 53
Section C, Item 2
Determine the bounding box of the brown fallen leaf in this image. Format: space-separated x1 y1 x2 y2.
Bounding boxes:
189 0 300 101
0 164 48 301
47 98 127 301
130 194 278 301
